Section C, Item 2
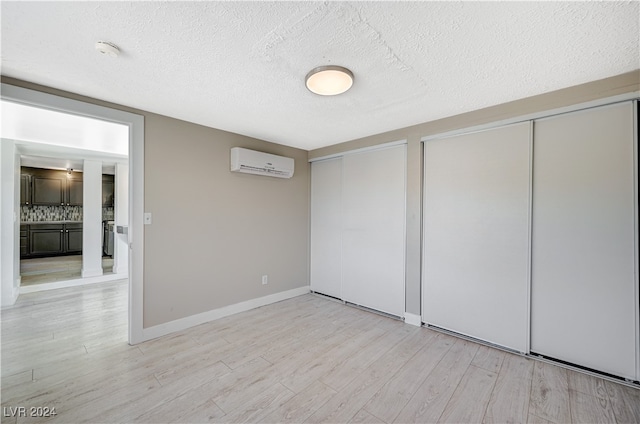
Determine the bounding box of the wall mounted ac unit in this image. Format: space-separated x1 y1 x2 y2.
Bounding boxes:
230 147 294 178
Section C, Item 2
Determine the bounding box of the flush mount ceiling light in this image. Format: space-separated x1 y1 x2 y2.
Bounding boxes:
305 65 353 96
95 41 120 57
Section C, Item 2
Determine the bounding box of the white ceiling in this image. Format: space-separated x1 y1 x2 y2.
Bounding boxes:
1 99 128 173
1 1 638 151
1 100 129 156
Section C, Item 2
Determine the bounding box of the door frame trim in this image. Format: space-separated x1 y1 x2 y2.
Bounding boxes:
1 83 145 344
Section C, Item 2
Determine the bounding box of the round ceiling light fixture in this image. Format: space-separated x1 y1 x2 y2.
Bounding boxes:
305 65 353 96
95 41 120 57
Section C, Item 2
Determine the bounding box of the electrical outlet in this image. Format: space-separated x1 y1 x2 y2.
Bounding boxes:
262 275 268 285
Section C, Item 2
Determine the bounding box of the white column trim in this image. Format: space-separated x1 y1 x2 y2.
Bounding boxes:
81 159 103 279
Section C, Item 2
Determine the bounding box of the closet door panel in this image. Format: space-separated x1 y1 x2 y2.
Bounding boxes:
310 158 343 298
341 145 406 317
422 122 531 352
531 102 637 379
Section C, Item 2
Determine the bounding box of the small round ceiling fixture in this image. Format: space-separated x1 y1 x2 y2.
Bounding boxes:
305 65 353 96
95 41 120 57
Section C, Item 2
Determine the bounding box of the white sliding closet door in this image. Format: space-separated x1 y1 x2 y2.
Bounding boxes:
531 102 637 379
342 145 406 317
310 158 343 298
422 122 531 352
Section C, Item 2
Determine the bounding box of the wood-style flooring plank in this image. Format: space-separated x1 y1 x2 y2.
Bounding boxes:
363 332 454 423
84 361 232 423
567 370 609 400
349 409 386 424
305 327 432 423
279 325 387 393
0 369 32 388
131 381 227 423
569 389 617 424
3 281 638 424
393 338 479 424
483 353 534 424
262 380 336 424
211 382 294 424
529 361 571 424
527 413 556 424
318 320 412 392
437 364 498 423
20 375 160 423
219 303 350 370
471 344 506 373
605 379 640 424
174 400 227 423
208 357 279 414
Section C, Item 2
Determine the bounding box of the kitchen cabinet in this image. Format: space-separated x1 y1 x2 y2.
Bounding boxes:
20 174 31 205
23 223 83 258
29 224 64 256
32 175 65 205
65 223 83 254
102 175 114 207
20 225 28 257
23 167 83 206
67 179 83 206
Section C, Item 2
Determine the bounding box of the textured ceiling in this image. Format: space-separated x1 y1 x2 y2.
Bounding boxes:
1 1 638 151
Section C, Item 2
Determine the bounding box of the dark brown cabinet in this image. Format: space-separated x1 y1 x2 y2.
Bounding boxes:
32 176 65 205
20 175 31 205
65 223 83 254
29 224 64 256
67 179 83 206
20 225 28 257
22 167 83 206
22 223 83 258
32 174 83 206
21 167 114 207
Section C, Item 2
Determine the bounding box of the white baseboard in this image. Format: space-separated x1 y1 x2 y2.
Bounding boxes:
81 268 104 278
404 312 422 327
141 285 311 343
113 265 128 275
4 284 20 307
1 283 20 307
20 273 127 294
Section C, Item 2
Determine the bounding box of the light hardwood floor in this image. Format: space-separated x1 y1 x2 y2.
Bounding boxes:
20 256 114 286
1 280 639 423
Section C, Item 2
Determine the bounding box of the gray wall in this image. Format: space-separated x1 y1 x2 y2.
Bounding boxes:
4 70 638 321
1 76 309 327
143 115 309 326
309 70 640 315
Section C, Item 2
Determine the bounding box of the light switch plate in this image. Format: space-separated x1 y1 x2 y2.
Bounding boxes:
144 213 152 225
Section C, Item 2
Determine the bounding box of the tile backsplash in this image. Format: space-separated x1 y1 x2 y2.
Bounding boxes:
22 206 116 222
21 205 82 222
102 207 114 221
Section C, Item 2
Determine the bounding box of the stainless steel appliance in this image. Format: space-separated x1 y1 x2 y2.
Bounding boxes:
103 220 114 256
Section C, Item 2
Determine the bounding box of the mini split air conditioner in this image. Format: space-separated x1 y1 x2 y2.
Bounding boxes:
230 147 294 179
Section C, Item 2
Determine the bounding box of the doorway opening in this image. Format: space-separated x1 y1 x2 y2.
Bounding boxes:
1 82 145 344
3 100 128 290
